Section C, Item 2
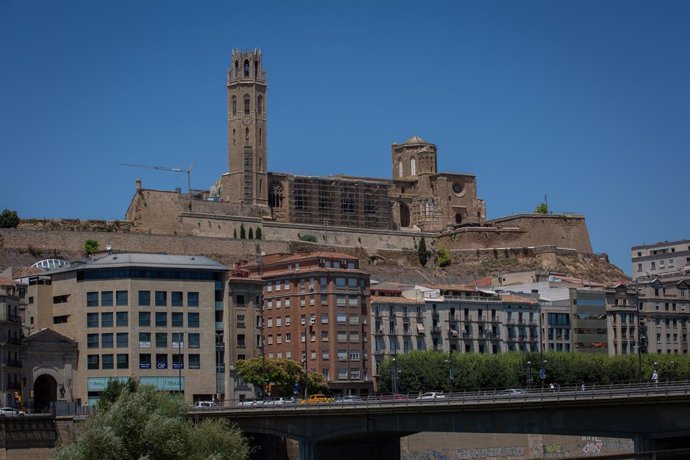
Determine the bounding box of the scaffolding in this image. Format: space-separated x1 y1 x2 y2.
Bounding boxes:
284 176 392 229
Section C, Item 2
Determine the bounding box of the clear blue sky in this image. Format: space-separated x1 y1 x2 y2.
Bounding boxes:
2 0 689 274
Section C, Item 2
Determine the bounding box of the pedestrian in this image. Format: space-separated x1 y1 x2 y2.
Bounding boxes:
652 370 659 385
581 383 585 391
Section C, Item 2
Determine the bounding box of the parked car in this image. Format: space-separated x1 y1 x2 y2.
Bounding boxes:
301 394 334 404
498 388 526 397
194 401 221 409
0 407 25 416
335 395 363 404
417 392 446 400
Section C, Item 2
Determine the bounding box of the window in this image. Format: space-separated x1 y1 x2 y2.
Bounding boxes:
101 291 113 307
139 332 151 348
87 334 99 349
231 95 237 115
336 277 346 288
116 333 128 348
285 333 291 343
189 354 200 369
87 313 99 328
156 333 167 348
337 332 347 343
172 354 184 369
243 59 249 77
257 95 263 115
336 313 347 324
116 290 128 306
236 294 245 305
101 312 113 328
87 355 99 369
101 333 113 348
172 291 183 307
321 313 328 324
172 332 184 349
139 312 151 327
188 313 200 328
87 292 99 307
139 353 151 369
398 159 403 178
156 354 168 369
189 333 200 348
188 292 199 307
138 290 151 306
156 312 167 327
102 354 114 370
116 312 128 327
155 291 167 307
244 94 250 115
172 312 184 327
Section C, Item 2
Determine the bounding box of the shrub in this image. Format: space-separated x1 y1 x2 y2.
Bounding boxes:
84 239 99 254
437 246 451 268
0 209 19 228
299 234 317 243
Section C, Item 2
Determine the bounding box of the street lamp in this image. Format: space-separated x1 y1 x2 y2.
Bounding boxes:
23 325 35 412
303 320 309 400
526 360 532 389
391 355 398 395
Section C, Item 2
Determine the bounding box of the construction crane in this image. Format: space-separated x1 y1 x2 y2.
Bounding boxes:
120 163 193 193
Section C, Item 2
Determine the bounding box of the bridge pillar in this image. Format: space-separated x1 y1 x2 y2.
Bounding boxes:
298 438 314 460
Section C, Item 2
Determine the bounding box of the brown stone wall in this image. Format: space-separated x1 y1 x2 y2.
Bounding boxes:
0 228 289 263
440 214 593 254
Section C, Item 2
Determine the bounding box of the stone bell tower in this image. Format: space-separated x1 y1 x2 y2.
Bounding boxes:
223 49 268 206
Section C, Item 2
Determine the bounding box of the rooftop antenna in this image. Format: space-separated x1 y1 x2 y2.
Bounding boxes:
120 163 193 194
544 194 549 213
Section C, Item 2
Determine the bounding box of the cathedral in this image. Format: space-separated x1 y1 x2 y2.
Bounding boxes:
217 49 486 233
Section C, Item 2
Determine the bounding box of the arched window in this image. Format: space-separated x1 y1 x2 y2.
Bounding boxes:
257 95 263 115
245 128 249 144
244 95 250 115
231 96 237 116
254 61 258 78
410 157 416 176
232 129 236 145
243 59 250 77
259 128 262 147
269 183 284 208
398 159 403 178
234 60 239 78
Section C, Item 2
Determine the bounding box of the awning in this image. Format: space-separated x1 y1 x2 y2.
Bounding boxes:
416 323 425 334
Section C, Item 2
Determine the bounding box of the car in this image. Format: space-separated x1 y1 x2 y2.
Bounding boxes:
417 392 446 400
194 401 221 409
263 397 296 406
0 407 25 416
335 395 363 404
498 388 526 397
301 394 334 404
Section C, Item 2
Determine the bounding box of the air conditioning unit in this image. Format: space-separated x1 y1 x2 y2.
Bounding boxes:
310 318 315 325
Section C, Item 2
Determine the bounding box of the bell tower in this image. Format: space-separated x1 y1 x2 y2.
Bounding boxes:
224 49 268 206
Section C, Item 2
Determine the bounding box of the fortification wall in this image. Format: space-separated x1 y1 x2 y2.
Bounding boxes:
0 229 289 262
439 214 592 253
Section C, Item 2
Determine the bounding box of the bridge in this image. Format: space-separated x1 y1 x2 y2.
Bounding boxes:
191 382 690 460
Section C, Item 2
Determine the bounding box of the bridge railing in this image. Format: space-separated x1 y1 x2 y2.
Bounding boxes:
193 380 690 412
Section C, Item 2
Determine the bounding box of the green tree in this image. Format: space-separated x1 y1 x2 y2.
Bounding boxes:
56 384 251 460
0 209 19 228
248 227 254 239
240 223 246 239
437 246 451 268
255 227 262 240
418 236 428 266
534 202 549 214
235 358 328 397
84 239 99 254
97 378 139 412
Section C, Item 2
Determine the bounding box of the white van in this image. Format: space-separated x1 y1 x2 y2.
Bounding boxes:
194 401 220 409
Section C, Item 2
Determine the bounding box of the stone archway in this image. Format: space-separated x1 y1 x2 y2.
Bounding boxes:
34 374 58 414
400 203 410 228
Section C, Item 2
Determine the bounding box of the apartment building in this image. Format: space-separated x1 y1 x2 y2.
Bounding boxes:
249 252 373 395
495 275 608 354
24 253 227 406
632 239 690 281
225 268 264 401
0 277 25 407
